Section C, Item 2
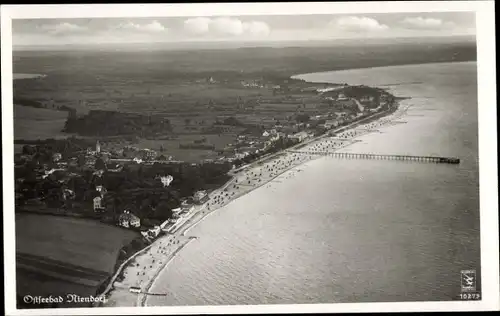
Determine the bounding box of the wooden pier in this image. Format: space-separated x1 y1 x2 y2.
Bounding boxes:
288 150 460 164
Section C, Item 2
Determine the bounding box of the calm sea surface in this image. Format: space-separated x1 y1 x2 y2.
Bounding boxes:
149 61 480 305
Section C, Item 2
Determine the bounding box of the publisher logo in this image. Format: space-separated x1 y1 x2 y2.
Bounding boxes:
461 270 476 292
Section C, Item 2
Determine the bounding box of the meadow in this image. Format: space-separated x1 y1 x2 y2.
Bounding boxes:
14 105 69 140
15 213 139 274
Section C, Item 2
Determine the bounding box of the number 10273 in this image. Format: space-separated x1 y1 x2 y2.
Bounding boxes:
459 293 481 300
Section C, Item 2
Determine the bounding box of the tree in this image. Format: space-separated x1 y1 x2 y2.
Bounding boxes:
295 114 310 123
159 145 164 153
154 200 173 220
77 155 86 167
184 118 191 126
95 157 106 171
22 145 36 155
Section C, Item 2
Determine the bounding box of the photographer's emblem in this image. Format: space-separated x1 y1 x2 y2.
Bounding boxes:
461 270 476 292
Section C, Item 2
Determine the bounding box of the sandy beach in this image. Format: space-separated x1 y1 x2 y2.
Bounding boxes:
102 100 411 307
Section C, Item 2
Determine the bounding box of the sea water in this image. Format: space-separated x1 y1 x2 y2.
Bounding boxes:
148 61 480 305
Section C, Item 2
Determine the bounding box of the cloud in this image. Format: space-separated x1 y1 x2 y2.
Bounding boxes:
212 17 245 35
183 17 212 35
183 17 271 37
400 17 454 29
115 20 167 33
243 21 271 37
332 16 389 32
38 22 88 35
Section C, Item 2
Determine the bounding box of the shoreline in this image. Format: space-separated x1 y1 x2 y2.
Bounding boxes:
103 82 409 308
290 60 476 82
138 237 197 306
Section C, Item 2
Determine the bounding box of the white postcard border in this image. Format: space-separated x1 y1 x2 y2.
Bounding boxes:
1 1 498 315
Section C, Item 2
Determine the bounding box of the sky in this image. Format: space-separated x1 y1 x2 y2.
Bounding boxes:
12 12 476 47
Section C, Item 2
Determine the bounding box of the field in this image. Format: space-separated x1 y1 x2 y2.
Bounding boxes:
133 134 236 162
16 267 99 308
13 105 69 140
15 213 139 274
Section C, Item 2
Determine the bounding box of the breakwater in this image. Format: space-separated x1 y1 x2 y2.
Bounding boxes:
288 150 460 164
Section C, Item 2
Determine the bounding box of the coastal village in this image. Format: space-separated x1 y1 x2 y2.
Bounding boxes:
14 75 397 308
9 12 482 310
15 81 395 236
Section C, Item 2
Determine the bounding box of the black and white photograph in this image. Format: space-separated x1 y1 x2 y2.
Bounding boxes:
2 2 498 315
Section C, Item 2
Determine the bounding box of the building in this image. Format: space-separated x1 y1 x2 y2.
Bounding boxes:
146 226 162 239
107 163 123 173
288 131 309 142
85 156 97 168
235 152 247 159
360 95 375 103
140 149 157 161
68 157 78 167
42 168 66 180
194 190 208 204
118 210 141 228
159 175 174 187
95 185 107 197
93 196 104 212
99 152 111 163
52 153 62 162
62 189 75 201
93 169 105 177
160 219 171 230
182 205 195 214
317 86 343 93
96 140 101 154
324 120 339 129
337 93 349 101
172 207 182 216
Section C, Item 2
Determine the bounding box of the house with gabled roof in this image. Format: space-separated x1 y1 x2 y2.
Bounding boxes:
118 210 141 228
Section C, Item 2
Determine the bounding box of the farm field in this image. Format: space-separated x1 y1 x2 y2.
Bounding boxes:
16 267 98 307
132 134 236 162
15 213 139 274
13 105 69 141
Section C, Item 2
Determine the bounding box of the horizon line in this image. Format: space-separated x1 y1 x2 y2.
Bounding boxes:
12 34 476 51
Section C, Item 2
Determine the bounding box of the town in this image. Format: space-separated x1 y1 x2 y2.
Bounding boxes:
14 74 398 309
14 80 396 243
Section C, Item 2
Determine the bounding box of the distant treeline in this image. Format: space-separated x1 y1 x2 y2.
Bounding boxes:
214 116 246 127
14 97 76 113
63 110 173 137
13 40 476 80
15 137 97 163
16 136 95 150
